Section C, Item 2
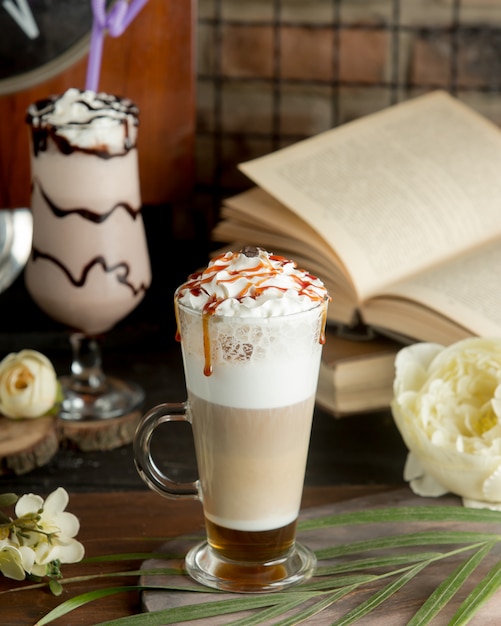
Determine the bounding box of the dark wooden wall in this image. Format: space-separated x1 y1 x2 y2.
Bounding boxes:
0 0 196 209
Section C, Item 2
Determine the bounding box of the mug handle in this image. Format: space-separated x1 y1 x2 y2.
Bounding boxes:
133 402 199 500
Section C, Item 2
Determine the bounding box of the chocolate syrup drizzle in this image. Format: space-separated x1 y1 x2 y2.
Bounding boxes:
31 249 149 297
26 91 138 158
34 178 141 223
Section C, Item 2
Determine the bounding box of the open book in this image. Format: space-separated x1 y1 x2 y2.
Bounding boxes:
213 91 501 345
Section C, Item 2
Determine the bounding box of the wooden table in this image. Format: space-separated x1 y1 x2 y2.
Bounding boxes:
0 485 397 625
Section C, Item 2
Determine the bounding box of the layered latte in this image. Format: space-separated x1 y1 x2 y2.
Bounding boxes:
175 247 329 565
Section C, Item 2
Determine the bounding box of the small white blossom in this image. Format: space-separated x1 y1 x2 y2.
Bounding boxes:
14 487 84 573
0 349 58 419
0 541 30 580
392 337 501 509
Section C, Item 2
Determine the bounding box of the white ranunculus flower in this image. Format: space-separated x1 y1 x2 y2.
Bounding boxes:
0 349 58 419
14 487 84 574
391 337 501 509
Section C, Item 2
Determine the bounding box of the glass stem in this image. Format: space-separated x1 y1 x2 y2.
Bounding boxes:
68 333 106 393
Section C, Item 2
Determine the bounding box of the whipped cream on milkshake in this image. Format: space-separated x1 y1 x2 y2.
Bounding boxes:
25 88 151 336
27 87 139 155
175 247 329 539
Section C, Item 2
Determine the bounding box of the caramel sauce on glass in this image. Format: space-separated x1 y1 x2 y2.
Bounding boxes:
174 249 330 377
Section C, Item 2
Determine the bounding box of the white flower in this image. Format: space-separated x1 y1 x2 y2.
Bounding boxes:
391 337 501 509
0 540 35 580
0 349 58 419
14 487 84 574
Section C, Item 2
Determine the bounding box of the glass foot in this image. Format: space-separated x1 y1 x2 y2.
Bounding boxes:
58 375 144 421
185 540 316 593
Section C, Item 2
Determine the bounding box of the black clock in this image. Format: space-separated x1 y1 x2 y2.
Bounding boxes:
0 0 94 95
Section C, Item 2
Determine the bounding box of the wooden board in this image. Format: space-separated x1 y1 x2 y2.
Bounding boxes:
0 408 140 475
58 410 141 451
140 489 501 624
0 415 59 475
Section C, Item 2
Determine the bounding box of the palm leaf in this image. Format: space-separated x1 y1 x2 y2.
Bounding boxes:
35 586 141 626
449 559 501 625
330 560 430 625
406 541 495 625
96 593 317 625
298 506 501 531
225 595 316 625
315 530 500 559
270 589 355 626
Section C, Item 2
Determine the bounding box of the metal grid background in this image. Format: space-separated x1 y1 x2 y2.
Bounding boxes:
196 0 501 231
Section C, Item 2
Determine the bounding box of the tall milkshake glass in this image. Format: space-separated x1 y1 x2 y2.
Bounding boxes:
25 88 151 420
134 247 329 592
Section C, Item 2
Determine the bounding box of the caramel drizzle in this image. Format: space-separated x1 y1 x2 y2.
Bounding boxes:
175 251 330 378
202 314 213 376
174 300 213 377
35 178 141 223
181 252 328 309
320 300 327 345
31 249 149 296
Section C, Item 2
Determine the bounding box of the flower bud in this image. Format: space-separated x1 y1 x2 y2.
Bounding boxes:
0 350 58 419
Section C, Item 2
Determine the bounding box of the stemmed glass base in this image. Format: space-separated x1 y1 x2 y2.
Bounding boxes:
58 333 144 421
185 540 317 593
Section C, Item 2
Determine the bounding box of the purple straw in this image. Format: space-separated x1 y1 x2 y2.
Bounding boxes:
85 0 150 92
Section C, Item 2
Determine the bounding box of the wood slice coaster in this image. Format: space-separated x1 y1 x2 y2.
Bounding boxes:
0 415 59 475
58 410 142 451
140 489 501 625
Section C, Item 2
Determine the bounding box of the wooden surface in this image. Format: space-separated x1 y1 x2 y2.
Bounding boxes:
0 415 58 475
0 485 396 626
1 486 500 625
142 489 501 625
0 0 195 209
0 411 142 475
58 409 142 452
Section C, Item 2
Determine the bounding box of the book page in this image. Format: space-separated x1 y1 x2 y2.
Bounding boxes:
239 91 501 300
215 187 360 323
222 188 338 264
361 238 501 342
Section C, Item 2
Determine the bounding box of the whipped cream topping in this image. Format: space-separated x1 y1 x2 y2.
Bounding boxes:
26 88 139 156
176 247 329 317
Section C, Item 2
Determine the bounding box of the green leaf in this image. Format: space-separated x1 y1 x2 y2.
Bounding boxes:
35 586 141 625
95 593 316 625
0 493 18 507
47 566 186 588
406 541 495 625
48 578 63 597
226 595 315 625
316 551 443 575
299 574 378 591
315 531 500 559
449 558 501 625
330 560 430 625
270 589 354 626
298 506 501 531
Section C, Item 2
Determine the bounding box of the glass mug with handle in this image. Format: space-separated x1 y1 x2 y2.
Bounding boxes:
134 248 329 593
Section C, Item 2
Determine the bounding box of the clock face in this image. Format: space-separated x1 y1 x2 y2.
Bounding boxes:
0 0 93 95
